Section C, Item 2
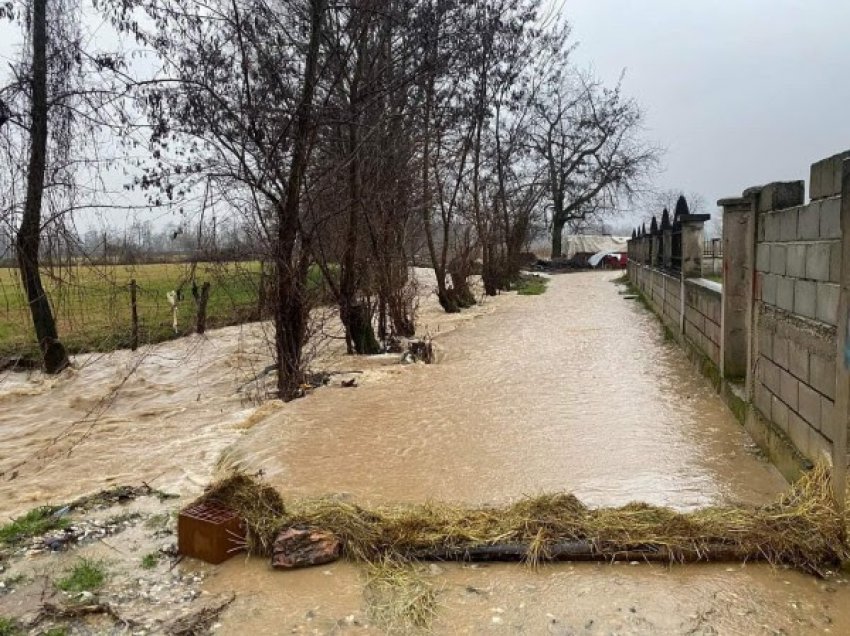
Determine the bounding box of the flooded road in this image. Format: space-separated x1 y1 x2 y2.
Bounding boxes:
206 271 849 635
3 270 850 633
227 271 783 509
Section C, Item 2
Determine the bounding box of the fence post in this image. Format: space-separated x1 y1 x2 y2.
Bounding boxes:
257 264 267 319
196 281 211 335
680 214 710 278
129 279 139 351
718 196 754 382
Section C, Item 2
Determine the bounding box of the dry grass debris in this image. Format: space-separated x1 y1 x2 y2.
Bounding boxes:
197 464 849 632
201 464 848 575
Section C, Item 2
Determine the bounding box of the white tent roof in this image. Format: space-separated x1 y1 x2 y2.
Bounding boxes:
563 235 629 259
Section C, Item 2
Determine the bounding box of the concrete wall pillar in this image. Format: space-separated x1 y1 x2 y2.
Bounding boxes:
651 234 660 267
680 214 710 278
718 197 753 381
833 159 850 513
663 229 673 269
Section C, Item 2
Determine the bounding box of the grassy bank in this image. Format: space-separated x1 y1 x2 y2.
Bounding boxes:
514 274 549 296
0 261 267 359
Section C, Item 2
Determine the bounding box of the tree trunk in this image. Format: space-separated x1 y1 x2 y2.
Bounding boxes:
449 268 475 308
16 0 68 374
420 18 458 315
345 302 380 355
274 0 324 401
481 243 499 296
551 217 566 259
338 17 380 356
274 259 309 401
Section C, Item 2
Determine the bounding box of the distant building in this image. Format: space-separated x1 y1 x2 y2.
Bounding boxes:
563 234 629 268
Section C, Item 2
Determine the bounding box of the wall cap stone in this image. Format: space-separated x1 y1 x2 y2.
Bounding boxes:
680 213 711 223
752 181 805 212
717 196 749 207
810 150 850 200
686 277 722 296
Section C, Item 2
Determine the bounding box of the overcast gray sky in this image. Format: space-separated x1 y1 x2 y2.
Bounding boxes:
3 1 850 233
562 0 850 220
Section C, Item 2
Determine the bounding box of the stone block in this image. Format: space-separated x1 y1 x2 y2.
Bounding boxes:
779 208 798 241
779 370 799 410
809 354 836 400
807 430 832 464
797 203 820 240
761 357 781 394
710 342 720 365
758 325 773 359
707 297 720 324
764 213 780 242
810 150 850 200
805 242 831 281
769 244 786 275
771 395 789 431
820 396 835 441
773 334 789 369
758 216 766 242
830 242 842 283
786 244 806 278
794 279 817 319
759 181 805 212
798 383 822 430
686 308 703 333
777 277 795 312
820 197 841 239
770 395 788 432
754 381 772 418
762 273 778 305
787 340 809 382
786 411 811 456
816 282 839 325
756 243 770 272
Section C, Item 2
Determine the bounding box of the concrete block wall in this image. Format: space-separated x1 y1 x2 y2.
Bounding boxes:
683 280 722 367
629 149 850 486
702 257 722 277
755 198 841 326
753 306 836 463
751 188 842 464
629 264 719 366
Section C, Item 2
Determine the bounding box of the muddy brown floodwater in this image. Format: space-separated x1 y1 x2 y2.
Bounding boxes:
205 271 850 635
3 270 850 634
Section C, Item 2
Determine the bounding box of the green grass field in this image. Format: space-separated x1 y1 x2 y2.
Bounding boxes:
0 261 269 359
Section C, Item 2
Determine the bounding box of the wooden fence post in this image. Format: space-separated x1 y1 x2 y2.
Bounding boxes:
129 279 139 351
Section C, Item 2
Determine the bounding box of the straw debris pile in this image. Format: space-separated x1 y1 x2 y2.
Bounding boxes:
200 463 848 576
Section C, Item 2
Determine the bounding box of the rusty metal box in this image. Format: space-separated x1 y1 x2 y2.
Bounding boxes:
178 501 245 565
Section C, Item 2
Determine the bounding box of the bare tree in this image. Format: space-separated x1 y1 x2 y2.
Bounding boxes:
14 0 71 372
111 0 329 400
533 72 658 259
